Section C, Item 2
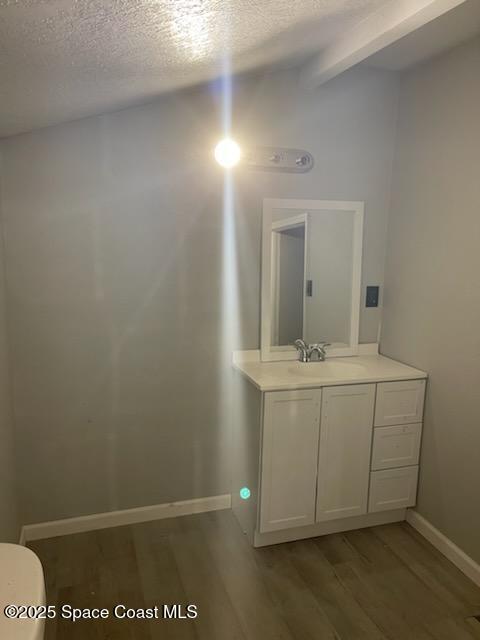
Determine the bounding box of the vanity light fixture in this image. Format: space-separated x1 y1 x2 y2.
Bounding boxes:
244 146 314 172
214 138 241 168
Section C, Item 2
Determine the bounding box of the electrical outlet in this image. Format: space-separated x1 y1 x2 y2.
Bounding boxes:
366 286 379 307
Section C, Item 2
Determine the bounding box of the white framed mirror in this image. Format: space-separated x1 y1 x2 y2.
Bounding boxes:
261 198 364 362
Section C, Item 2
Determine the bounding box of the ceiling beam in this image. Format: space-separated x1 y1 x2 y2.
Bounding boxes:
301 0 469 88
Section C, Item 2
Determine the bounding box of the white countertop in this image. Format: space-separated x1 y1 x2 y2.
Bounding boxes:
234 354 427 391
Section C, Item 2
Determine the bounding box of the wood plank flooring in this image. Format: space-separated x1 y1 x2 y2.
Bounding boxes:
28 510 480 640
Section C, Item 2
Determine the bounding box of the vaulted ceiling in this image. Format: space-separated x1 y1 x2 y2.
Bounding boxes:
0 0 399 137
0 0 477 137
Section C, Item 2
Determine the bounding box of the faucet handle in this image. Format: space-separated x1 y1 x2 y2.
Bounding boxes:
293 338 309 362
294 338 308 350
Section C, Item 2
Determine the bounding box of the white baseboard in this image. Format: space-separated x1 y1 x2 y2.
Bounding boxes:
20 493 231 544
406 509 480 587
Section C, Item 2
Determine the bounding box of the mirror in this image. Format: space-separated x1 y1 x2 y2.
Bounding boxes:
261 198 364 361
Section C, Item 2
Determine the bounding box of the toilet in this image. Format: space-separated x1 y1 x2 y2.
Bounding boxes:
0 544 46 640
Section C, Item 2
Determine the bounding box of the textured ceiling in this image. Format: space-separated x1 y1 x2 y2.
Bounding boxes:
0 0 389 137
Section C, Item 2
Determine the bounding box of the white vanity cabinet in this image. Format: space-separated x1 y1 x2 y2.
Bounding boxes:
232 354 427 547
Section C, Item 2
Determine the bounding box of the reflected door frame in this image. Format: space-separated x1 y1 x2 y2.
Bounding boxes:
270 213 308 345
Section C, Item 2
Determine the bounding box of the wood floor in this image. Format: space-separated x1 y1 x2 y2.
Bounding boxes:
29 510 480 640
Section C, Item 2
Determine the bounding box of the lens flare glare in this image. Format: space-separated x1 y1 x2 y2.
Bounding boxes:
214 138 241 168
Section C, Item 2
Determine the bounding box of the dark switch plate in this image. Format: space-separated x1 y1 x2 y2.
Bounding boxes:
366 286 379 307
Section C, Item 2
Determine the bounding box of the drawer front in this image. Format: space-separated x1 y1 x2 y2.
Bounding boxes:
369 466 419 513
371 423 422 471
374 380 425 427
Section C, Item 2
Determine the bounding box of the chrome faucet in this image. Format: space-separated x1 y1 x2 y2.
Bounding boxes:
308 343 330 361
294 339 330 362
294 339 309 363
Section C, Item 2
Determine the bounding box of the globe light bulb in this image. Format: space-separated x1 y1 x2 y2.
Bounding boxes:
214 138 241 168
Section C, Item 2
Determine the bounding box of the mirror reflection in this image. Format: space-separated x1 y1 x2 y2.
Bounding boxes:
270 208 355 349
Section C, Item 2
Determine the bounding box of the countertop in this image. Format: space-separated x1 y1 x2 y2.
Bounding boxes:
234 354 427 391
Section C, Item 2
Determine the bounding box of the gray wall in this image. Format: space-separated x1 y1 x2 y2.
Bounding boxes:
0 65 399 524
0 161 19 541
381 38 480 563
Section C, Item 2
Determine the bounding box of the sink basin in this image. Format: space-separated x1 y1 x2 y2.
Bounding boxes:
288 359 366 378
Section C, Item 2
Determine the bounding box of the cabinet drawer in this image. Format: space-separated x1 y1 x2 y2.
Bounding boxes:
369 466 418 513
371 423 422 471
374 380 425 427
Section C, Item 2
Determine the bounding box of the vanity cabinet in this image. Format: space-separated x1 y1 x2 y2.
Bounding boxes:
258 378 425 537
232 355 427 547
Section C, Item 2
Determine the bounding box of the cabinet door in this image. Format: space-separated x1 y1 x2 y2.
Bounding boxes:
316 384 375 522
260 389 321 533
375 380 425 427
